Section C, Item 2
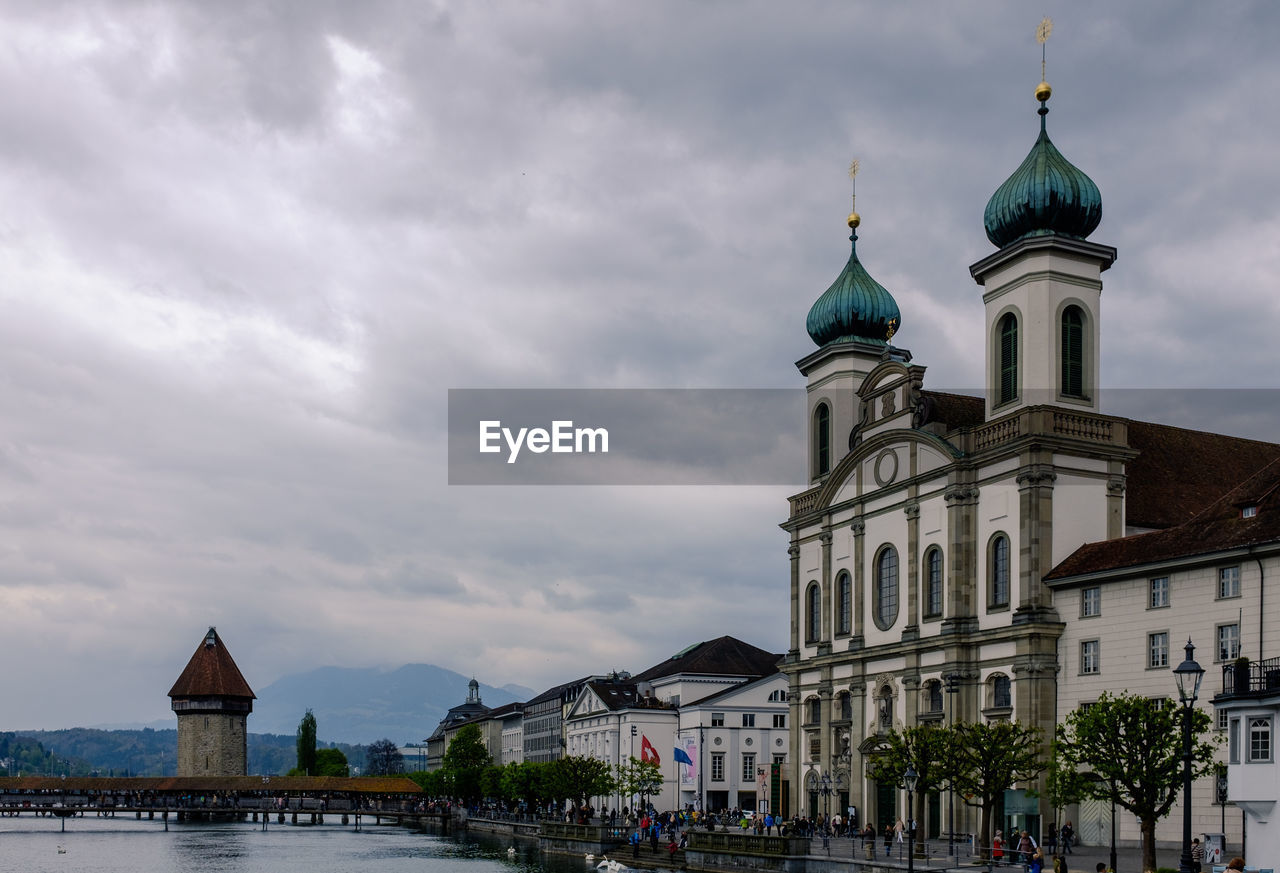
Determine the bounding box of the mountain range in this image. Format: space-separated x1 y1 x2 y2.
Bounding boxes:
246 663 533 745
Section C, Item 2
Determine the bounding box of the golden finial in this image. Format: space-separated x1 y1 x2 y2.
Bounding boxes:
885 317 898 342
1035 17 1053 102
847 158 861 229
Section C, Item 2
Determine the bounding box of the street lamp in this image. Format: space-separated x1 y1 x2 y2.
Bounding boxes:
1173 638 1205 873
820 773 833 820
904 765 918 873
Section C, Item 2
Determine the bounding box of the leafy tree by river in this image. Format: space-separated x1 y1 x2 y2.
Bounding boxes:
296 710 318 776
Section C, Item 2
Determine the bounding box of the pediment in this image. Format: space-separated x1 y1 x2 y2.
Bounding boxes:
815 429 959 513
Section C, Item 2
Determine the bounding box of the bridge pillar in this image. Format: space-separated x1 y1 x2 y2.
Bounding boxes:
342 814 349 826
278 812 284 824
291 812 298 825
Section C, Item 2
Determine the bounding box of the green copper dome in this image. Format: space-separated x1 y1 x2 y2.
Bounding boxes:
983 102 1102 249
806 220 901 348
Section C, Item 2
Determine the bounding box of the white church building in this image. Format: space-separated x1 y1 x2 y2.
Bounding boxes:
779 64 1280 858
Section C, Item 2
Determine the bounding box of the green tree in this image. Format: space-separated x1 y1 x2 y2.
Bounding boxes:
365 738 406 776
549 755 615 818
314 747 349 777
614 757 662 814
950 720 1046 860
442 724 492 802
484 763 511 805
296 710 317 776
501 760 550 810
1058 691 1218 873
1045 736 1087 831
411 767 451 797
865 725 953 842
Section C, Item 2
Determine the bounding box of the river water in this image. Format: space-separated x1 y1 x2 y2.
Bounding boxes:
0 815 590 873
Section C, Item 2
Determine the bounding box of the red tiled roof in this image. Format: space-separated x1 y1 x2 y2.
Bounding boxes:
167 628 256 700
1047 456 1280 581
919 391 985 430
1124 421 1280 530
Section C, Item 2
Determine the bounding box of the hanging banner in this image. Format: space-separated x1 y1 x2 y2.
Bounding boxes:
678 737 698 786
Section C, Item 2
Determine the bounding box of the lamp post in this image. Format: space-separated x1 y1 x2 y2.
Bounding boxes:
1109 778 1117 873
820 772 833 820
1174 638 1205 873
904 765 918 873
944 672 961 859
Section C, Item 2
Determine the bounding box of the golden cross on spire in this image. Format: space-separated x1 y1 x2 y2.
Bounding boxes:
1036 17 1053 79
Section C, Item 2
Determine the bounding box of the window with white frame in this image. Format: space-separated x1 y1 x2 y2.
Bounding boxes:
1249 718 1272 762
773 754 785 767
1081 586 1100 617
711 753 725 782
806 582 821 641
1218 624 1241 662
924 547 944 618
742 753 756 782
1217 707 1229 731
767 689 786 702
1148 632 1169 668
990 534 1010 608
837 571 852 635
1081 640 1100 675
1148 577 1169 608
1219 566 1241 599
875 546 900 629
991 675 1012 708
711 713 725 727
773 714 785 729
742 713 755 728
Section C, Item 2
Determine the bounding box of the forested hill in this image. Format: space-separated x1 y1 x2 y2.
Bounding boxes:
3 729 362 777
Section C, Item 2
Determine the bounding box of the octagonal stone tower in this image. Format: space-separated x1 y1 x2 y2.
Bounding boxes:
168 627 256 776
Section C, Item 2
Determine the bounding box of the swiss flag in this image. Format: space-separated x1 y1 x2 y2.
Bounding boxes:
640 734 661 766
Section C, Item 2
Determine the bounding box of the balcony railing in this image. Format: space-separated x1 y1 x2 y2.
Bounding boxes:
1220 656 1280 697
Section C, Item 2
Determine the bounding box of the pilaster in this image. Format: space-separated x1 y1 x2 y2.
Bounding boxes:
942 482 979 634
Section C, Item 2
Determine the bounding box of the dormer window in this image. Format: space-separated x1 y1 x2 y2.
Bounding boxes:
1242 505 1258 518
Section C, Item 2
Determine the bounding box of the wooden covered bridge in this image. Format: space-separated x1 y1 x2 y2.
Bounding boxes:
0 775 450 831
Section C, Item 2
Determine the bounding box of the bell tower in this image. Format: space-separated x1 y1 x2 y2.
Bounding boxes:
797 164 905 484
970 30 1116 420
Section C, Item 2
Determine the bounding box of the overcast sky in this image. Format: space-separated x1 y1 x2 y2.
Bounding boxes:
3 1 1278 731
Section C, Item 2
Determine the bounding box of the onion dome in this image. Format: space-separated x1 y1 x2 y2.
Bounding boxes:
983 86 1101 249
806 212 902 347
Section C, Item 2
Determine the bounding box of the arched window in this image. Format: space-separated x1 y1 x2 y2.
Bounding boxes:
926 680 944 713
1061 306 1084 397
923 547 943 618
874 546 899 629
991 674 1012 709
990 535 1010 608
838 691 852 721
814 403 831 477
806 582 821 643
836 571 852 635
998 313 1018 405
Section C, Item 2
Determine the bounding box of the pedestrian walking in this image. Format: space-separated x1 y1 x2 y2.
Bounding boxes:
1060 820 1074 854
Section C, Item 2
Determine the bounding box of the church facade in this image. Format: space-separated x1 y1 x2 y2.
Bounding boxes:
780 72 1277 852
